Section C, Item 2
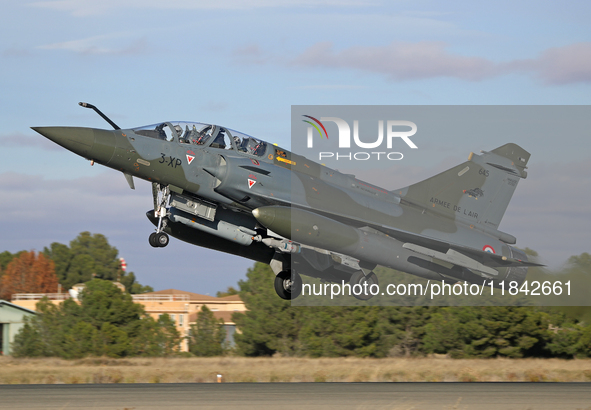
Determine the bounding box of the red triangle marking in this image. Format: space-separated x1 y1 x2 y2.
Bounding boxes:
186 155 195 165
248 179 256 189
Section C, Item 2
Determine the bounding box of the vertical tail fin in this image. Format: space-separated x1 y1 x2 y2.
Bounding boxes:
398 143 530 230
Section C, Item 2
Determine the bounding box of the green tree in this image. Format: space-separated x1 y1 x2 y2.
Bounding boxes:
131 314 181 357
78 279 144 329
124 272 154 294
0 251 23 272
189 306 226 356
233 263 304 356
544 306 591 359
579 325 591 357
567 252 591 269
422 306 553 358
233 263 434 358
93 322 131 358
299 306 383 357
381 306 439 357
12 280 178 358
42 243 71 286
546 323 584 358
43 232 152 293
11 297 83 358
216 286 239 297
11 317 45 357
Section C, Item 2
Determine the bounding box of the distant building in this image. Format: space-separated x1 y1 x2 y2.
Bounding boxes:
10 287 246 352
136 289 245 351
0 300 37 356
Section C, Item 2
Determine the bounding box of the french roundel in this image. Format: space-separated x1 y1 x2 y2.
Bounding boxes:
482 245 495 254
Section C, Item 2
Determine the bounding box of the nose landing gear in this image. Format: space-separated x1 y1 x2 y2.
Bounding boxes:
149 183 171 248
149 231 170 248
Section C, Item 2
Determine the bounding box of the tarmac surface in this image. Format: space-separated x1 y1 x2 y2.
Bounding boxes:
1 382 590 410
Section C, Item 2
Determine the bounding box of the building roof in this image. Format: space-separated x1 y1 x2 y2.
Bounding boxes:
0 299 37 315
144 289 221 302
217 294 242 301
143 289 243 303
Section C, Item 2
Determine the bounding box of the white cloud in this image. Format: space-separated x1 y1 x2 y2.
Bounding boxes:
0 172 142 221
244 41 591 85
505 42 591 85
232 44 274 65
291 41 498 81
38 34 148 55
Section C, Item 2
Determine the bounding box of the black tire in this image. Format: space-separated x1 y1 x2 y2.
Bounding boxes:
149 232 159 248
155 232 169 247
274 270 302 300
350 271 379 301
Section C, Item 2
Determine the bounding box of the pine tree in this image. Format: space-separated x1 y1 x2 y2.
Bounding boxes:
233 263 303 356
12 280 179 358
43 232 153 293
189 306 226 356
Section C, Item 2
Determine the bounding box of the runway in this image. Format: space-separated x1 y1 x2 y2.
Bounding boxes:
1 382 590 410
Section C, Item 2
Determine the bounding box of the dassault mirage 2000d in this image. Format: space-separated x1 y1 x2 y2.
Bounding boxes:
33 103 541 300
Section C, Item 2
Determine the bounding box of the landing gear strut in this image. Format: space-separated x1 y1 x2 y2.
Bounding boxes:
350 270 379 300
274 270 302 300
149 183 170 248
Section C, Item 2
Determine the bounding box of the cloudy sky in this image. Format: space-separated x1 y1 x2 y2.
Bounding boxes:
1 1 590 294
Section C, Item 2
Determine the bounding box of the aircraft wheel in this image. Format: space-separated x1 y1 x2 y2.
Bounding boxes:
274 270 302 300
350 271 379 301
155 232 169 247
149 232 159 248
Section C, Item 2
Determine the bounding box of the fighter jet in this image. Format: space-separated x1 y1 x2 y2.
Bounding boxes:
32 103 540 300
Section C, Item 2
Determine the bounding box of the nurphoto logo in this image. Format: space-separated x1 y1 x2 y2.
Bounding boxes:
303 115 418 161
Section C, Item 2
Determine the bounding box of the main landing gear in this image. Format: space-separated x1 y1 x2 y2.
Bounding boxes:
349 270 379 301
149 183 170 248
274 270 302 300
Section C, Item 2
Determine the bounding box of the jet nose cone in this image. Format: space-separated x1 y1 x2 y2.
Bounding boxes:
31 126 95 157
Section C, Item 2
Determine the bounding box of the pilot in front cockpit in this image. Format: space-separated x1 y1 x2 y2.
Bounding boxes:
179 125 198 144
194 126 213 145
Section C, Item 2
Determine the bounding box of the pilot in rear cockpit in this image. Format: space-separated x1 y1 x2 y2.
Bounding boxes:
234 136 243 151
210 130 226 149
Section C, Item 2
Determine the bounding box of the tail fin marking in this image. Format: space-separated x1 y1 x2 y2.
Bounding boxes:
399 143 530 230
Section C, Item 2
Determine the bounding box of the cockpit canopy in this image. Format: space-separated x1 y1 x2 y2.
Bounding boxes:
132 122 268 157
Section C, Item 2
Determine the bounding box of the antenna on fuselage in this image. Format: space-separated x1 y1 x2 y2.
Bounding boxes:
78 102 121 130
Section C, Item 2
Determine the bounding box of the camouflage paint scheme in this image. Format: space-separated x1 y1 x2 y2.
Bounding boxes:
32 108 539 300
